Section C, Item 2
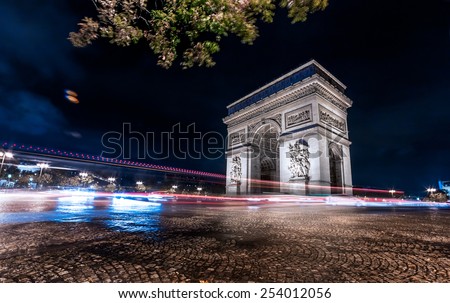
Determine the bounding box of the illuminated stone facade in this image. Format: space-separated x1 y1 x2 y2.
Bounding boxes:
223 60 353 195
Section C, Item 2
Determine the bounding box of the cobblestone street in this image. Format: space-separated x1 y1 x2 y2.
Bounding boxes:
1 204 449 283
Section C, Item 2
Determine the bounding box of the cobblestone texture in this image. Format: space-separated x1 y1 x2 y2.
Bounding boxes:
0 205 449 282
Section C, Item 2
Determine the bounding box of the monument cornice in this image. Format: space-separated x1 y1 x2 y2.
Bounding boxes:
224 79 352 128
278 123 351 145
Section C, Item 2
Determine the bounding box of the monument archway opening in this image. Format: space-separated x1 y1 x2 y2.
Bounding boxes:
250 123 280 193
329 143 344 194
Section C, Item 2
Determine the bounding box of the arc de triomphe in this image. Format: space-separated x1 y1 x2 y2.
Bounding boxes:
224 60 353 195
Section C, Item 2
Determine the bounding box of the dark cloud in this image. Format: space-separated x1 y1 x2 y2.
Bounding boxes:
0 89 66 135
0 0 82 145
0 0 81 83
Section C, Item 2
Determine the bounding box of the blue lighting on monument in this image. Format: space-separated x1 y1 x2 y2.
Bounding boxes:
227 62 345 115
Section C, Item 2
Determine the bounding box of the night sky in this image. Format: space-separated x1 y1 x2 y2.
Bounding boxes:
0 0 449 195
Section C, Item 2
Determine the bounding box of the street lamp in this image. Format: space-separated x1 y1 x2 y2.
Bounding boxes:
80 172 88 188
108 177 116 183
36 163 49 188
427 188 436 194
0 151 13 176
136 181 144 192
389 189 396 197
37 163 49 177
197 187 202 195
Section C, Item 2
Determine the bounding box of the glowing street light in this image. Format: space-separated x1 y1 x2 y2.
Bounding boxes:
36 163 49 188
108 177 116 183
0 151 13 176
389 189 396 197
37 163 49 177
197 187 202 195
79 172 89 188
427 188 436 193
135 181 145 192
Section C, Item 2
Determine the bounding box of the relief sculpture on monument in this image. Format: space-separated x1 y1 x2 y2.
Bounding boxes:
230 156 242 184
288 140 310 180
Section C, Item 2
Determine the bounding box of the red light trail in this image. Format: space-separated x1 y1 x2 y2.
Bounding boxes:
2 142 404 196
1 142 225 179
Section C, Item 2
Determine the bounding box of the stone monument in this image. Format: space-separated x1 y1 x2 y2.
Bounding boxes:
223 60 353 195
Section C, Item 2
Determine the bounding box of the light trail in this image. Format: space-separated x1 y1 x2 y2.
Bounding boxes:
2 142 225 179
2 142 406 196
230 177 406 196
0 190 448 208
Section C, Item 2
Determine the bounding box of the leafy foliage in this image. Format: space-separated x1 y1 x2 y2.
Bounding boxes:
105 183 117 192
17 174 35 187
135 183 146 192
38 173 53 185
422 190 449 202
69 0 328 68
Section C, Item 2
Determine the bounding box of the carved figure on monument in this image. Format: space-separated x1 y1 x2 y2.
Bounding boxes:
230 156 242 184
288 141 310 179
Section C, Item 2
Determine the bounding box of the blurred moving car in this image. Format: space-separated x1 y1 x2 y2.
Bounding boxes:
147 191 176 202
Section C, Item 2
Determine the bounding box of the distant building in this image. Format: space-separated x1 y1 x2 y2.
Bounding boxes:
0 180 14 188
